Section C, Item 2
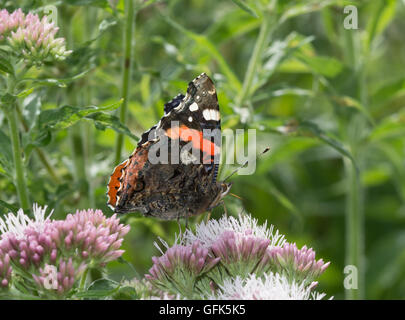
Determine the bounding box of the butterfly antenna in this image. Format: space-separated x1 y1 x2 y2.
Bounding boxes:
230 192 243 200
223 147 270 182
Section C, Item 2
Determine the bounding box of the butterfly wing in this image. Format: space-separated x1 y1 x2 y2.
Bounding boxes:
157 73 221 181
107 73 227 218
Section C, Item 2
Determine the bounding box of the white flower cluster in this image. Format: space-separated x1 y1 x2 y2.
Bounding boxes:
212 273 328 300
180 213 286 249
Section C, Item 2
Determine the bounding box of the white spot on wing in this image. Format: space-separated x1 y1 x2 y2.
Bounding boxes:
189 102 199 112
188 116 193 122
203 109 211 121
203 109 220 121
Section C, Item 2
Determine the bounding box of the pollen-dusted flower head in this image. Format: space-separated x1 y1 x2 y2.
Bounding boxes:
0 204 130 297
211 272 329 300
0 8 71 65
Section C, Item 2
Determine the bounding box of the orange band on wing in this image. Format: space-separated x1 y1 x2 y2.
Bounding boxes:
165 125 219 157
107 159 128 207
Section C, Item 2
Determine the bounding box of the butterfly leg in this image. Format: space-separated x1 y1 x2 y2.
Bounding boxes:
185 212 189 230
222 200 228 217
177 214 182 239
206 210 212 222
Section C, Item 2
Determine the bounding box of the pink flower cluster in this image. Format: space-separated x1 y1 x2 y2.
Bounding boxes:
210 230 270 277
146 241 220 285
0 8 71 64
260 242 330 284
0 9 25 37
0 248 11 288
0 207 130 295
32 259 87 295
145 214 330 298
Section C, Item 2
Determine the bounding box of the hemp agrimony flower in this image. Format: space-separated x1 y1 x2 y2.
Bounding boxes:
0 248 11 288
258 242 330 285
0 204 130 297
211 272 328 300
144 213 331 300
0 8 71 66
181 214 286 249
145 241 220 299
210 230 270 278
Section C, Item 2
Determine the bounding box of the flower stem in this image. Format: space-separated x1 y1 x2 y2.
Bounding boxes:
343 28 365 300
114 0 136 164
15 106 61 184
236 11 274 113
4 77 30 209
344 159 364 300
79 267 89 292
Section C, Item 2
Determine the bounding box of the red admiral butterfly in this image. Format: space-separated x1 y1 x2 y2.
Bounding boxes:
107 73 232 220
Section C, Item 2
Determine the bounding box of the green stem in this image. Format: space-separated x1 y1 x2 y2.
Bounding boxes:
5 78 30 209
69 122 89 196
79 267 89 292
114 0 136 164
35 148 60 184
344 159 364 300
343 28 365 300
16 106 61 184
236 11 274 113
62 9 90 206
83 7 97 208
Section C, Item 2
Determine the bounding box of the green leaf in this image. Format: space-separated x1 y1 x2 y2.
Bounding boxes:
369 114 405 142
253 33 314 94
80 18 118 47
38 100 123 131
16 88 34 99
252 87 313 103
137 0 162 10
112 286 140 300
0 93 17 106
366 0 397 49
0 56 14 75
280 0 344 24
297 121 356 165
295 52 344 78
332 95 375 125
162 15 242 93
0 128 13 177
85 112 139 141
20 70 91 88
76 278 120 299
22 92 42 130
231 0 258 18
0 199 19 213
64 0 109 7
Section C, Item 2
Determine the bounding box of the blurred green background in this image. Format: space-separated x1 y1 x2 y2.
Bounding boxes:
1 0 405 299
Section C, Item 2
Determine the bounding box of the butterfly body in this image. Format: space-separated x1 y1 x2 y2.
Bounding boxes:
107 73 231 220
